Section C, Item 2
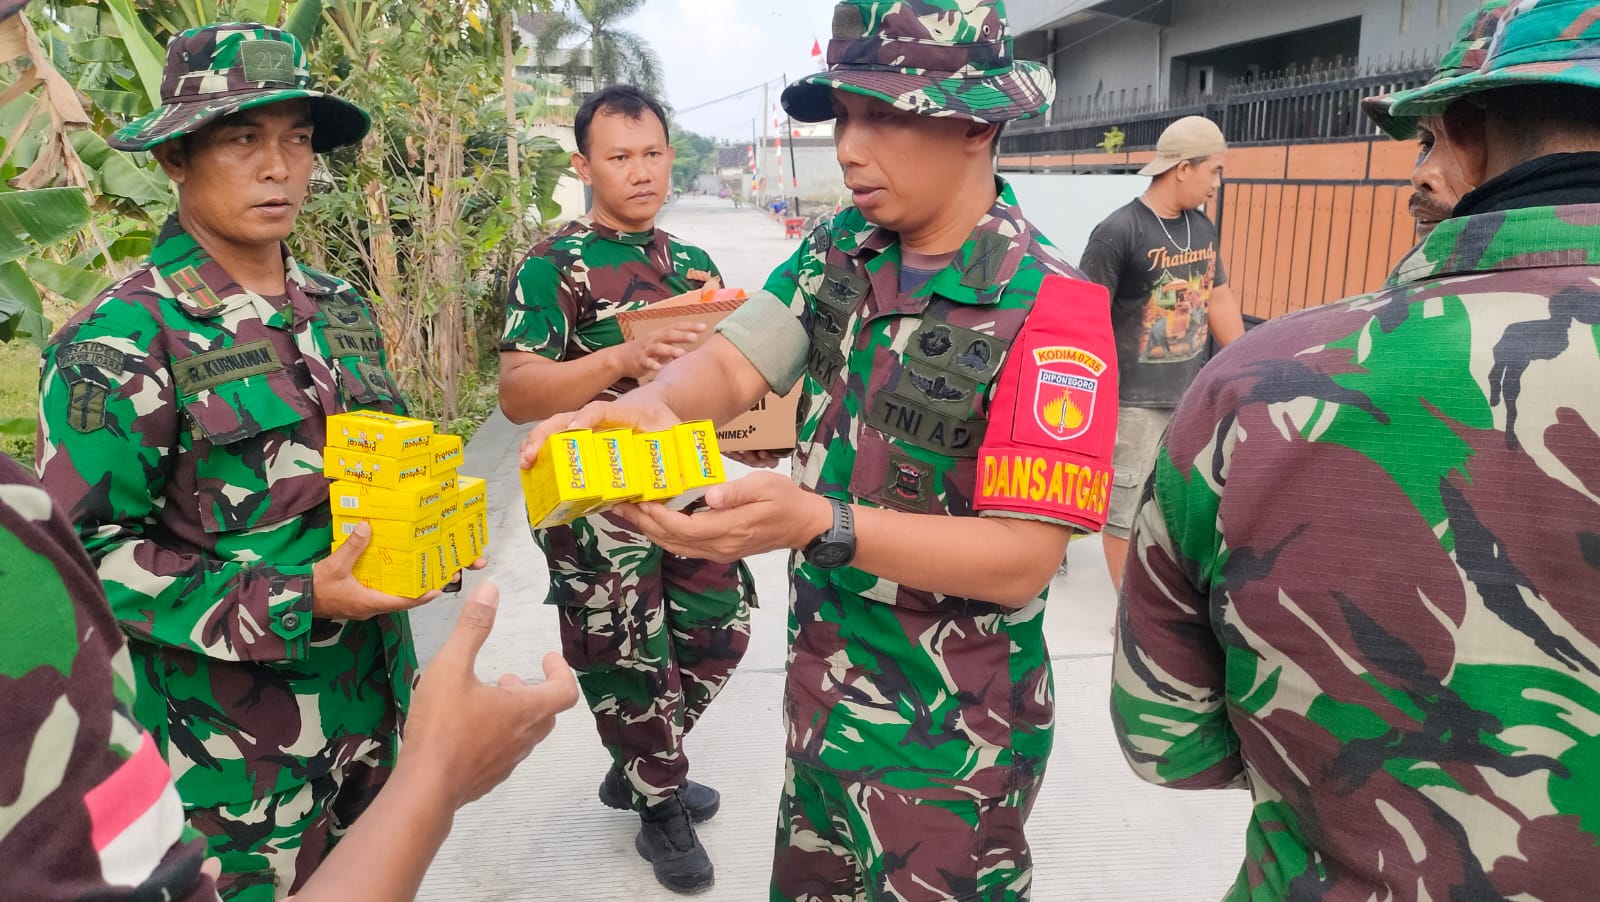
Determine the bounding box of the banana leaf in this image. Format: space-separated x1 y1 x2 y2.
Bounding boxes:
0 187 91 261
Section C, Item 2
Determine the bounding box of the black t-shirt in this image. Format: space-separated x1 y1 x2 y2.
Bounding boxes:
1078 198 1229 408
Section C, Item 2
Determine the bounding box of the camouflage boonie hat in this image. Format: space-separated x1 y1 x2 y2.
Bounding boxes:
1371 0 1600 140
781 0 1054 124
109 23 369 153
1363 0 1516 140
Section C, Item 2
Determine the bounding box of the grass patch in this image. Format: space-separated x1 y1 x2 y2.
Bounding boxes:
3 300 72 466
1 341 43 467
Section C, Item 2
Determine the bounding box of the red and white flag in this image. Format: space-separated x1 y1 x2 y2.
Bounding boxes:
84 733 186 889
810 38 823 63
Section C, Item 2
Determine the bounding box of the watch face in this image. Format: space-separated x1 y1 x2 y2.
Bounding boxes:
809 540 853 570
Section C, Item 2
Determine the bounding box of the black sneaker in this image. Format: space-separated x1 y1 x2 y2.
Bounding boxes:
634 794 714 895
600 765 721 823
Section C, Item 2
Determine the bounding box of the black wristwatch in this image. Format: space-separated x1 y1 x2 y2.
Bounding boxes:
803 498 856 570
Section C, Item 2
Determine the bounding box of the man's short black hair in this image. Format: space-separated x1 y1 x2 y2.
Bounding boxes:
575 85 670 156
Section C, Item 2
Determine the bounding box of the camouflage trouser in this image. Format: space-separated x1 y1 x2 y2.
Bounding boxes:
770 760 1039 902
189 752 389 901
541 509 754 808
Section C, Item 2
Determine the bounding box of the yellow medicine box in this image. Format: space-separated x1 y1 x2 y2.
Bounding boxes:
324 446 434 490
330 475 456 521
351 542 450 598
634 429 683 503
457 475 487 519
593 429 642 503
428 433 463 477
522 431 606 529
443 515 487 572
436 492 462 527
326 411 433 458
330 514 446 552
673 420 725 491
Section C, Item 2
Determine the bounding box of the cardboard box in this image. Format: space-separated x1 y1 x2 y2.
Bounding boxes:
351 542 450 597
522 431 606 529
324 446 435 490
331 513 446 551
327 411 433 458
330 475 456 521
714 388 801 453
614 289 797 452
427 433 463 477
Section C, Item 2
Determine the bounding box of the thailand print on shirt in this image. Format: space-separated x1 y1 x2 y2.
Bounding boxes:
1078 198 1228 408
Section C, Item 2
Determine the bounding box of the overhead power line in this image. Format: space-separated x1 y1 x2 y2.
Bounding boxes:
1043 0 1169 63
675 76 786 116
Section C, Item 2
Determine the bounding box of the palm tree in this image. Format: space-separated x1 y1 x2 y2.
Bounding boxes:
533 0 662 97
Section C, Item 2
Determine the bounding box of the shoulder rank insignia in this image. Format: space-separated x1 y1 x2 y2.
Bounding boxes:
171 265 224 309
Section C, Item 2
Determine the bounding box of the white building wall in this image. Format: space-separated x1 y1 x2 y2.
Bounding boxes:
1006 173 1149 266
1038 0 1486 107
750 139 846 205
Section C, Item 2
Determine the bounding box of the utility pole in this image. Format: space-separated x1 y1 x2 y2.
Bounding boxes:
782 72 800 221
759 81 769 208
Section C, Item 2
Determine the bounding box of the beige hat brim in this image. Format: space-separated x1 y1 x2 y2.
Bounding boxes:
1138 155 1181 177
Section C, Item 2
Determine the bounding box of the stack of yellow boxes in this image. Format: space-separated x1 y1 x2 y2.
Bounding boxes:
521 419 726 530
324 411 489 596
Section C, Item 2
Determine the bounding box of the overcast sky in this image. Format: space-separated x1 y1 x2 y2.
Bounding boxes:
626 0 836 143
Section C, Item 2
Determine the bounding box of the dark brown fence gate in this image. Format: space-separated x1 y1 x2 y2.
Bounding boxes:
1212 176 1416 320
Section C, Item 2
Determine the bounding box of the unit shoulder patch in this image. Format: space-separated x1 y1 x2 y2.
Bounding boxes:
974 275 1120 530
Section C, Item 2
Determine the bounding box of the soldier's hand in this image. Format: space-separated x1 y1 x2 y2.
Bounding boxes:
616 322 706 381
401 582 579 806
518 397 681 470
311 522 445 619
616 471 831 562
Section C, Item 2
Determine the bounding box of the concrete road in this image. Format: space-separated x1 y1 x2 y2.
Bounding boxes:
411 196 1251 900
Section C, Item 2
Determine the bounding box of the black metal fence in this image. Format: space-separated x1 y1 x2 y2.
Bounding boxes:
1002 57 1435 157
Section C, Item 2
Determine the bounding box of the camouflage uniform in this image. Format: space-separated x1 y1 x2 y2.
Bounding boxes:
1112 4 1600 897
33 27 400 899
36 218 414 901
502 218 754 809
716 5 1116 898
0 455 217 902
718 180 1117 901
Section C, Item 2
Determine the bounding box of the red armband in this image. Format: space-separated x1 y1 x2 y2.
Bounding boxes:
974 275 1119 531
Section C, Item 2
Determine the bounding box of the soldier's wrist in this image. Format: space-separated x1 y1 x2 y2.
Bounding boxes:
603 342 639 381
796 492 840 550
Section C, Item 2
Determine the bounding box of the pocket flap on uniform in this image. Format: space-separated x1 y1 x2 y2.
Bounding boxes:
179 366 311 445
